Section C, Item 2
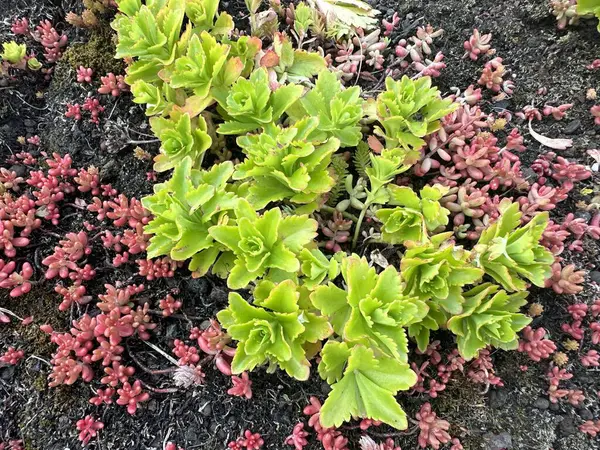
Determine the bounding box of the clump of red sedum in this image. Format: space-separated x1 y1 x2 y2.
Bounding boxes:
117 379 150 414
518 327 557 361
228 430 264 450
98 73 129 97
76 66 93 83
76 415 104 445
416 403 453 449
228 372 252 399
0 347 25 365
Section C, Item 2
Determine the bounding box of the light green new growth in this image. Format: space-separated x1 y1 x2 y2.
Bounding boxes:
1 42 26 64
288 70 364 147
376 184 450 244
185 0 234 35
217 280 332 380
209 199 318 289
447 283 531 359
311 255 428 362
298 248 343 289
293 2 313 38
235 117 340 209
265 33 328 85
214 68 304 135
473 201 554 292
167 32 237 99
112 0 187 84
142 157 237 274
373 76 458 151
151 112 212 172
401 233 484 351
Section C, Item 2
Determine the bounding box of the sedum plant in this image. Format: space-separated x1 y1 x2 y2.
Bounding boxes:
447 283 531 359
375 184 450 244
287 69 364 147
208 199 318 289
184 0 234 35
111 0 559 433
309 255 425 429
472 201 554 292
112 0 187 84
130 79 177 116
226 35 263 77
214 68 304 134
165 31 241 106
317 342 417 429
347 147 420 247
372 76 457 151
150 112 212 172
217 279 332 380
142 156 237 275
311 255 427 362
1 41 26 64
298 248 343 289
293 2 313 40
401 233 484 351
259 33 327 86
234 117 340 209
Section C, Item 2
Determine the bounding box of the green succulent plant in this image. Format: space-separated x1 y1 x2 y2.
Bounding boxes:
214 68 304 135
372 76 457 151
343 146 421 249
150 112 212 172
317 342 417 430
376 184 450 244
130 80 177 116
234 117 340 209
142 157 237 275
167 31 239 100
293 2 313 38
298 248 343 289
112 0 187 84
217 280 332 380
225 35 262 77
185 0 234 35
261 33 327 85
364 148 420 203
447 283 531 360
311 255 428 361
401 233 484 350
287 69 364 147
1 41 26 64
209 199 318 289
473 201 554 292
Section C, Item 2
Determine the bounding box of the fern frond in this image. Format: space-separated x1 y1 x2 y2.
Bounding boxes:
353 141 371 178
327 155 349 206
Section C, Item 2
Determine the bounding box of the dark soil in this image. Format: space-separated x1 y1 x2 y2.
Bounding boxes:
1 0 600 449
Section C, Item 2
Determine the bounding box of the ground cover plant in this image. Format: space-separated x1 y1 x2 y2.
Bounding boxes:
1 0 600 448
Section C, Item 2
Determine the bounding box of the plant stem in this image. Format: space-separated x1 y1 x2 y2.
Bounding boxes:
140 380 179 394
352 206 369 249
0 307 25 321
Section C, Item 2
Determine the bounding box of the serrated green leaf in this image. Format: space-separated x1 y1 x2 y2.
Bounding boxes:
319 345 416 430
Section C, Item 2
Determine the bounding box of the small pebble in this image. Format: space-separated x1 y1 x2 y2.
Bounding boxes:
534 397 550 410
